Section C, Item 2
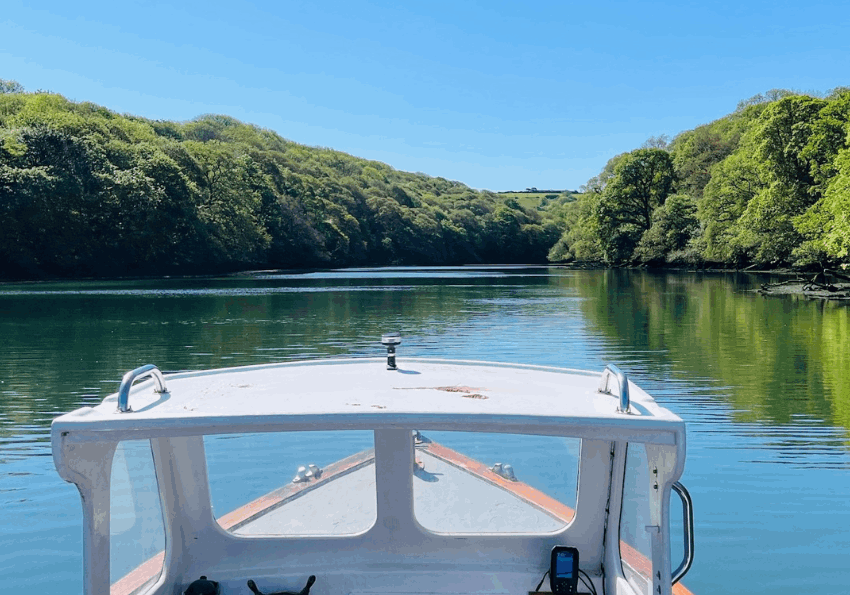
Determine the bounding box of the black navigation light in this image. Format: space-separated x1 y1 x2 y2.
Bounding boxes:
381 333 402 370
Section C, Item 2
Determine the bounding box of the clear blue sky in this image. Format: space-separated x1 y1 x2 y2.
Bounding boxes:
2 0 848 191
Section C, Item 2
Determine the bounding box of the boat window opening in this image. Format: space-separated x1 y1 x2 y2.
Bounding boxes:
204 430 376 536
109 440 165 595
619 442 653 595
412 431 580 534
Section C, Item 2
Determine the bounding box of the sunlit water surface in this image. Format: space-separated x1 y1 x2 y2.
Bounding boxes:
1 267 848 594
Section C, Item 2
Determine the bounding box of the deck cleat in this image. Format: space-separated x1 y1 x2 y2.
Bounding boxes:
489 462 517 481
292 465 308 483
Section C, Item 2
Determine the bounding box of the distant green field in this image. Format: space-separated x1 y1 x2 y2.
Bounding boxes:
496 191 571 210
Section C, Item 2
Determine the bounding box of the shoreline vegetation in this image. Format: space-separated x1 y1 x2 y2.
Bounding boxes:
755 269 850 300
1 81 849 299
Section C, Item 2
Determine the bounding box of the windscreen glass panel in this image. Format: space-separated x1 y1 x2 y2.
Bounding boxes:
412 431 580 533
204 431 375 536
110 440 165 595
620 442 653 595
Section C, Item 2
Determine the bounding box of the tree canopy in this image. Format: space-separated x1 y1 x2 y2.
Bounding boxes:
3 82 850 279
0 89 559 278
550 88 850 269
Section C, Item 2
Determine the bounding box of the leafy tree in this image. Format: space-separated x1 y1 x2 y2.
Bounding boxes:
180 140 269 265
728 96 829 265
0 79 24 94
0 150 56 276
634 194 699 265
671 125 737 199
520 220 562 262
595 148 675 263
11 125 105 274
799 89 850 192
752 95 826 186
794 146 850 264
734 88 798 112
699 149 764 263
548 193 603 262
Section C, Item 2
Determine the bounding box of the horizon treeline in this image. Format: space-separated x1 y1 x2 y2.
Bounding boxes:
2 82 849 280
0 84 559 279
549 88 850 269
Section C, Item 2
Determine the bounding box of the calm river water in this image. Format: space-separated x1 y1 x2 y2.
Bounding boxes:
1 267 848 594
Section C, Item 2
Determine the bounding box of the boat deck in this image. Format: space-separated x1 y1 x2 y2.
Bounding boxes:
226 442 570 537
51 358 692 595
53 359 684 448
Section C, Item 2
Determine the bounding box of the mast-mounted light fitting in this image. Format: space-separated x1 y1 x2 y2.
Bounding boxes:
381 333 402 370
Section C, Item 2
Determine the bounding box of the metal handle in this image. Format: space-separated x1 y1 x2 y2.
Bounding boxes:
117 364 167 412
598 364 630 413
671 481 694 585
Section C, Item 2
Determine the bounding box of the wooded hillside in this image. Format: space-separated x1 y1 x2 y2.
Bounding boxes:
3 82 849 279
549 89 850 269
0 87 560 278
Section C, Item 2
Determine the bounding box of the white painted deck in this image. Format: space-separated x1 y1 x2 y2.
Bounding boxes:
235 462 377 536
52 359 684 450
232 449 565 537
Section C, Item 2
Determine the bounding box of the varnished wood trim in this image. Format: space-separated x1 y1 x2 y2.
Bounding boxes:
217 448 375 531
112 443 694 595
421 441 576 523
111 449 375 595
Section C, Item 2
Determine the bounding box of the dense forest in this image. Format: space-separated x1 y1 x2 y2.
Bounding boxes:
549 88 850 270
1 80 849 279
0 81 560 279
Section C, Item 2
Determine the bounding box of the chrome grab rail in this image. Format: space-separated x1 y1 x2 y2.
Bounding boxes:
671 481 695 584
117 364 167 413
598 363 630 413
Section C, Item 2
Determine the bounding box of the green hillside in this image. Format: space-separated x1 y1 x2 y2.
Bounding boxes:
0 87 560 279
3 81 849 279
549 88 850 269
494 191 576 211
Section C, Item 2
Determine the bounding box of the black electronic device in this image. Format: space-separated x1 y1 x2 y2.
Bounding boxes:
549 546 579 594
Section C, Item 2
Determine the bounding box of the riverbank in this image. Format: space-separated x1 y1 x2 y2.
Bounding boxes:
756 280 850 300
557 262 850 301
754 270 850 301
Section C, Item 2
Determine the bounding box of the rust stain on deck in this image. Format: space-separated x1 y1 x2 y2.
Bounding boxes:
394 385 487 393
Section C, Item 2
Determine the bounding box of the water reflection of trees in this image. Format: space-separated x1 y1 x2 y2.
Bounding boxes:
567 269 850 446
0 273 533 445
2 269 847 458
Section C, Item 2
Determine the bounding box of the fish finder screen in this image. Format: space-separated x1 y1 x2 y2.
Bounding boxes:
555 551 575 578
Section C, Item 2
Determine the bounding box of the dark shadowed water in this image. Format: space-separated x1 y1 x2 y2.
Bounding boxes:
1 267 848 594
